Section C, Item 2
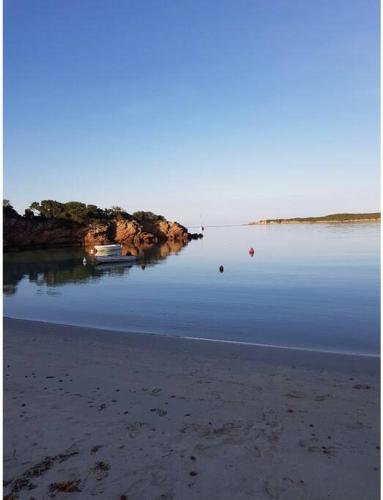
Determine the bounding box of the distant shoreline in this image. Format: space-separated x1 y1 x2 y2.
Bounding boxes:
249 212 380 225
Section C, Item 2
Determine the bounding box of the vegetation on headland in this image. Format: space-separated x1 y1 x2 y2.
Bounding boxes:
3 199 166 224
249 213 381 225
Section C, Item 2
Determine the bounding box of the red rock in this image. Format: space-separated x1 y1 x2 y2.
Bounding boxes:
4 214 191 251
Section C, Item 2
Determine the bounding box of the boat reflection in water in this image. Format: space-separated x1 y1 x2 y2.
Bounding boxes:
3 239 188 296
120 239 187 265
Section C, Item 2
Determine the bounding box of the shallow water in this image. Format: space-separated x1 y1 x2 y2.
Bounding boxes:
3 223 380 356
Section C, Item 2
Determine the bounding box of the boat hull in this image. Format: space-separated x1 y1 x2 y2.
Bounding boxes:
94 244 122 256
95 255 137 265
94 244 122 250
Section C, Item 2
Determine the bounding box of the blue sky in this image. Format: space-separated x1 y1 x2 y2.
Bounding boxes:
4 0 379 225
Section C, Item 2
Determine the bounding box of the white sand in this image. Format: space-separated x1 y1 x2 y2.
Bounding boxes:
4 318 380 499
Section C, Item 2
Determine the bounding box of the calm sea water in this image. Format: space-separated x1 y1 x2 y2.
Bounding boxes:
3 224 380 356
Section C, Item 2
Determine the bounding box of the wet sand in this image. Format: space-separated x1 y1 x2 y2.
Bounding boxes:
4 317 380 499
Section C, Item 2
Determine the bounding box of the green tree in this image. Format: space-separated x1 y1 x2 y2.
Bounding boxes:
3 200 20 218
30 200 65 219
24 208 34 219
132 211 165 222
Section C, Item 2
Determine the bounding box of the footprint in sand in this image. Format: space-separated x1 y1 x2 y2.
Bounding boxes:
264 477 306 500
90 445 103 454
298 439 336 456
150 408 168 416
285 391 306 399
92 461 110 481
127 421 150 438
314 394 330 401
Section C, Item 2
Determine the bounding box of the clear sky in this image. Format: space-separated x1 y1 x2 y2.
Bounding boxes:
4 0 380 226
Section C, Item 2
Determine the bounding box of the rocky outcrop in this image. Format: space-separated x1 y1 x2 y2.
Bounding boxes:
4 214 196 251
114 219 142 243
4 217 83 250
108 219 191 246
83 221 111 246
188 232 204 240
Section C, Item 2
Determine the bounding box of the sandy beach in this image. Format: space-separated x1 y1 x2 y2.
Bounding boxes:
4 317 380 500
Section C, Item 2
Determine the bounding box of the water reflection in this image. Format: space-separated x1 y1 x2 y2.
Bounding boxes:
4 240 188 295
119 239 187 266
3 225 379 355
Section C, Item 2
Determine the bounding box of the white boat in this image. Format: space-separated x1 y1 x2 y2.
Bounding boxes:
95 255 137 265
94 244 122 253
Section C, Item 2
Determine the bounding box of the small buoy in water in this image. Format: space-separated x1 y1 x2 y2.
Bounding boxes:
219 265 224 273
249 247 255 256
82 257 87 266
